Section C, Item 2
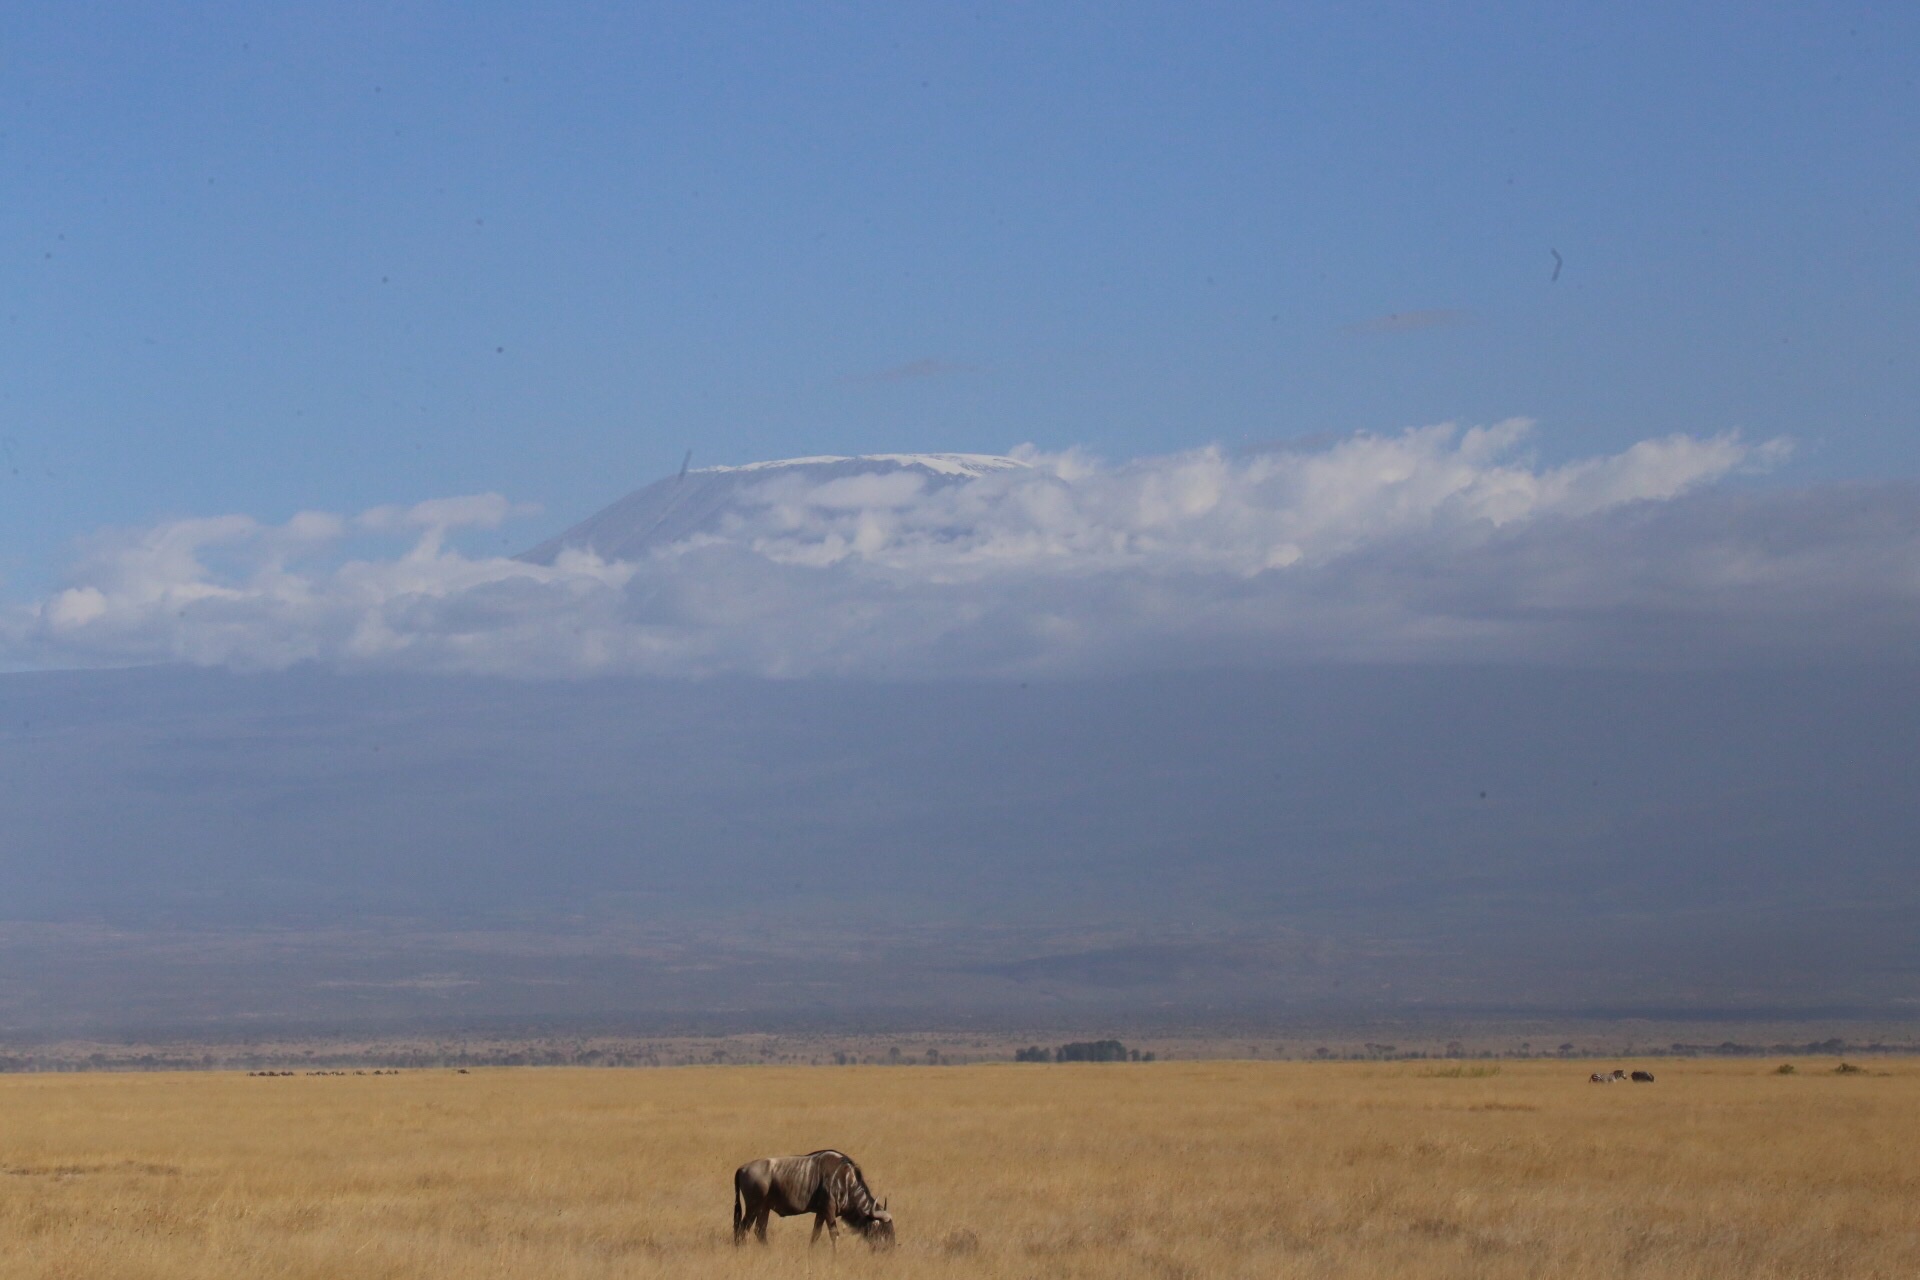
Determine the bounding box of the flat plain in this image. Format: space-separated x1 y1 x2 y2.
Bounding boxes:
0 1059 1914 1279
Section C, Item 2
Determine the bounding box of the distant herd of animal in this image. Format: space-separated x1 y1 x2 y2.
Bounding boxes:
1590 1068 1656 1083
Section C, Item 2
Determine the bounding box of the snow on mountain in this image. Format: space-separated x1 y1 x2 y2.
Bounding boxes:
700 453 1025 479
518 452 1028 564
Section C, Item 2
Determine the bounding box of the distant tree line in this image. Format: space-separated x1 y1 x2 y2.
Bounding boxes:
1013 1039 1152 1063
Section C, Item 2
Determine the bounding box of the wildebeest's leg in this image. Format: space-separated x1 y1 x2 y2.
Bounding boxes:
811 1213 840 1250
755 1202 770 1243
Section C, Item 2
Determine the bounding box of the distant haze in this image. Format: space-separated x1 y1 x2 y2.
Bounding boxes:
1 663 1915 1036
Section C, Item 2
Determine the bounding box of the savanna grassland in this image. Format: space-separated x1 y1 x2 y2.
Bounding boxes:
0 1059 1914 1279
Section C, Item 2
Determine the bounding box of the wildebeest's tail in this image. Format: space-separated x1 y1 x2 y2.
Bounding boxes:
732 1176 744 1244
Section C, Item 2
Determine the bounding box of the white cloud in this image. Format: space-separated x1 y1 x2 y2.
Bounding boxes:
7 422 1913 678
357 493 530 535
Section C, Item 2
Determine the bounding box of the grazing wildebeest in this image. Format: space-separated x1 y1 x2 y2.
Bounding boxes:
1631 1070 1655 1083
733 1149 895 1249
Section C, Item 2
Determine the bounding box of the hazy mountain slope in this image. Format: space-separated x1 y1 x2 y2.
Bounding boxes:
0 665 1916 1033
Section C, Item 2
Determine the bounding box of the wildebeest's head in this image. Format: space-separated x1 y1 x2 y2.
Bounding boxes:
859 1200 896 1249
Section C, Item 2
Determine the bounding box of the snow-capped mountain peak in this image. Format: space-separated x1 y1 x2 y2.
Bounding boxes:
519 452 1028 564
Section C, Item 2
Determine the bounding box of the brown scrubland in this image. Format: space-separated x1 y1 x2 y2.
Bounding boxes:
0 1058 1914 1278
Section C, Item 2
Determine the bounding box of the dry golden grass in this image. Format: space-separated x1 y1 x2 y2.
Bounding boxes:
0 1059 1915 1278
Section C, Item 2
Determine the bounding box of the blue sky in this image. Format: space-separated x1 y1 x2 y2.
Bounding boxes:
4 1 1917 598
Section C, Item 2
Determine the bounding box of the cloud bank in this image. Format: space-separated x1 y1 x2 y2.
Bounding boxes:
9 421 1916 678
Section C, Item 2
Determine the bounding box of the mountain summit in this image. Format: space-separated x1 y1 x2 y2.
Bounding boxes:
519 452 1027 564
